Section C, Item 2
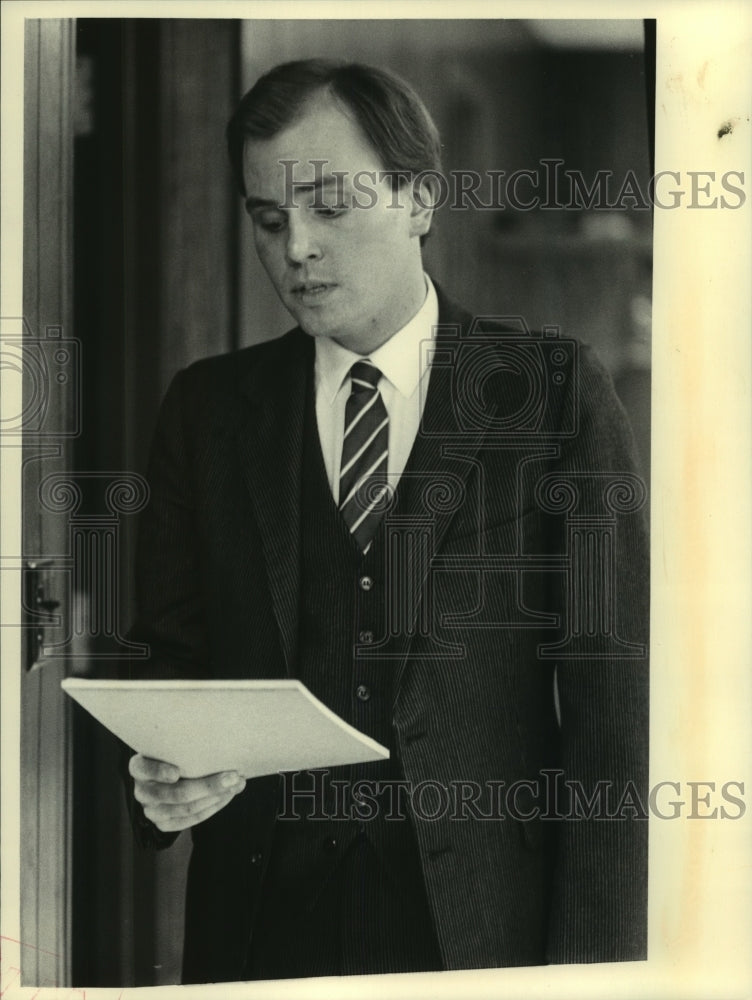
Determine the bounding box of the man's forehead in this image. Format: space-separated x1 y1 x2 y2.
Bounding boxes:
241 94 383 189
244 155 353 186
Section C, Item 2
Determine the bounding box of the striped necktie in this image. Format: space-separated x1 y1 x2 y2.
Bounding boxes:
339 360 390 552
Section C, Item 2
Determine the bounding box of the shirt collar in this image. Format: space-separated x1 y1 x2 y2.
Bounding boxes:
315 275 439 404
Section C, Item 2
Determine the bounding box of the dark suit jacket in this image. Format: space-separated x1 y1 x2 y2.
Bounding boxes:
128 285 649 982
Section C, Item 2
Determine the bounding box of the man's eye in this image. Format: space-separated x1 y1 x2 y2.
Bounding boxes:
252 212 286 233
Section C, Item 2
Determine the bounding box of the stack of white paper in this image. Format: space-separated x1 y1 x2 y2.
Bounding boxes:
62 678 389 779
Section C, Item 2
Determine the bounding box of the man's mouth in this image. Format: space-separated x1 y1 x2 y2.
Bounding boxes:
291 282 335 296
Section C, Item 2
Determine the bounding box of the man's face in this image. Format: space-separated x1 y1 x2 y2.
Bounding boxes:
241 92 432 353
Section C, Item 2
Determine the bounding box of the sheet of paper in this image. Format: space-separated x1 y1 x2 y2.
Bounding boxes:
61 677 389 779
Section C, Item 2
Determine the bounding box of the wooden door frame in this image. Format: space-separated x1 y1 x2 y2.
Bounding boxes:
1 16 76 989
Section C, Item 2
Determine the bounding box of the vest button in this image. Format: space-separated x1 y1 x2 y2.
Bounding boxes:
358 630 374 644
323 837 338 852
359 575 373 591
356 684 371 702
250 852 263 865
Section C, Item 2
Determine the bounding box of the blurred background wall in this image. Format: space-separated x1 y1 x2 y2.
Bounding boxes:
70 18 652 986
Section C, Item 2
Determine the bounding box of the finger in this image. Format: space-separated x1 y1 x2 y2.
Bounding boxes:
129 754 180 784
144 779 247 822
144 790 231 826
146 791 239 833
135 772 245 807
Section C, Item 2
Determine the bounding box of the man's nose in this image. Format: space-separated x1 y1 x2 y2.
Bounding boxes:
285 216 322 265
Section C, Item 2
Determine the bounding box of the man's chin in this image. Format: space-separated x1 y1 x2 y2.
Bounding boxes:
296 319 340 340
283 301 341 340
292 310 346 342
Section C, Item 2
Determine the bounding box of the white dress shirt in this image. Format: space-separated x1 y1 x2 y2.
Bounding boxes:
314 276 439 505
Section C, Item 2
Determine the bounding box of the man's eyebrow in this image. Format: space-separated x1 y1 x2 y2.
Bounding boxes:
244 176 343 212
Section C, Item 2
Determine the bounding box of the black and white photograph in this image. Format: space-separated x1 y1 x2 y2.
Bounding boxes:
1 3 750 999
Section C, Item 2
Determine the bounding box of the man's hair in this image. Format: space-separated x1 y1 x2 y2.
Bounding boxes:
226 58 443 198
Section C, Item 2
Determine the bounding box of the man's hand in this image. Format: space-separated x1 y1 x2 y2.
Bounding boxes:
129 754 247 833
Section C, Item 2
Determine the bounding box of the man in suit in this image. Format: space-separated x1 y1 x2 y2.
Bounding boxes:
126 59 649 983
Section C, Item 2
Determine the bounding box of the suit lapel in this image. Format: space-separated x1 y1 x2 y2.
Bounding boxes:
391 283 499 569
385 288 487 696
393 288 482 548
389 284 521 700
234 329 313 676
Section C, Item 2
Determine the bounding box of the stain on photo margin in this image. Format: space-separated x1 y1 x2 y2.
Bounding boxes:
717 119 735 139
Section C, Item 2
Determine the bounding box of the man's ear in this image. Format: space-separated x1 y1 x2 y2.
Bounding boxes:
407 175 438 239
